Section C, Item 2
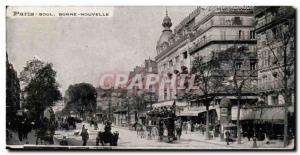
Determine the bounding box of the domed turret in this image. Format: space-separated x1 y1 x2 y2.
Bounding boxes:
162 9 172 31
156 9 175 54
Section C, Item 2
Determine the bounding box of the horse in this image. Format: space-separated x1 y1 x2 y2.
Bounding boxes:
176 126 182 141
182 122 188 134
148 126 159 139
96 131 119 146
136 125 146 139
175 121 183 140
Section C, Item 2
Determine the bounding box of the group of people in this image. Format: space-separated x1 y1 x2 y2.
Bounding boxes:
135 123 159 140
147 106 176 118
7 116 33 143
88 117 99 130
60 120 119 146
7 114 58 145
59 124 92 146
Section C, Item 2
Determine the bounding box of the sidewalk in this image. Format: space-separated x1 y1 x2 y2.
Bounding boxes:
181 131 294 149
110 124 294 149
7 130 37 145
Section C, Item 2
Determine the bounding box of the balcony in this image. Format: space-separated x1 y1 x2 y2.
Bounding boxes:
255 7 295 31
255 14 277 29
259 80 283 91
189 35 255 54
212 19 254 27
192 19 254 41
196 6 253 25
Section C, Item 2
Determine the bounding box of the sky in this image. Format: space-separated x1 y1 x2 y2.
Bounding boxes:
7 6 195 94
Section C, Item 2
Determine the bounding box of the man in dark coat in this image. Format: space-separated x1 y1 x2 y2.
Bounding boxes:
80 129 89 146
59 136 69 146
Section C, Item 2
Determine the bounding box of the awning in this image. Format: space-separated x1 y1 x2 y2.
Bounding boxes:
138 113 147 117
178 110 204 116
231 105 293 121
114 108 127 114
215 96 258 99
152 100 187 108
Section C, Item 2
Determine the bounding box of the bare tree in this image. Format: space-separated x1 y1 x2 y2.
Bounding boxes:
188 53 223 140
264 14 295 147
218 45 258 144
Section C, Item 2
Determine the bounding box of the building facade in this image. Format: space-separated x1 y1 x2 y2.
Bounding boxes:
127 59 159 126
96 87 127 125
155 7 258 125
254 6 296 136
254 6 295 106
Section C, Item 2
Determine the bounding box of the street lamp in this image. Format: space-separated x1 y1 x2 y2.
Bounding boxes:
252 106 258 148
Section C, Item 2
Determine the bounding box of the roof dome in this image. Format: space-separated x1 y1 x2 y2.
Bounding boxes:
156 29 174 53
162 15 172 28
156 9 174 53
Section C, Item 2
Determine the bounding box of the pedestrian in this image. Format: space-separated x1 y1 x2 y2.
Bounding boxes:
81 125 86 132
80 129 89 146
176 124 182 141
94 122 99 130
225 131 230 145
183 122 188 134
191 122 194 132
59 136 69 146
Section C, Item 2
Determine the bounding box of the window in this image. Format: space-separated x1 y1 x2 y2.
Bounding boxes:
221 30 226 40
271 49 278 65
271 95 278 105
183 51 188 59
271 27 279 39
235 61 242 70
164 89 167 100
220 17 225 25
238 30 244 39
250 30 255 39
148 67 152 72
250 60 256 71
175 56 180 63
272 72 278 78
203 36 206 41
149 85 153 92
266 29 273 42
262 75 267 89
268 51 272 66
233 16 242 25
169 60 173 67
289 40 295 57
163 63 167 70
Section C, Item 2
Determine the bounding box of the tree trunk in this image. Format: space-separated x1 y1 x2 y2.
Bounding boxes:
283 93 291 147
236 96 242 144
205 105 210 140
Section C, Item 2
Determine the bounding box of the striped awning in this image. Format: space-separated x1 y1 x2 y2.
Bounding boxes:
178 109 205 116
152 100 187 108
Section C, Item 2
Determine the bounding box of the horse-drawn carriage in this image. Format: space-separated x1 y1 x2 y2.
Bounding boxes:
96 121 119 146
146 106 178 143
60 115 83 130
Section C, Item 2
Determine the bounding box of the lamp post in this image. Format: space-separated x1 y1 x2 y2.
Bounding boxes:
252 106 258 148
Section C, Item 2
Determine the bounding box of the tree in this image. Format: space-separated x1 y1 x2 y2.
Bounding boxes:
64 83 97 118
20 56 45 88
23 63 62 122
6 53 21 129
19 57 45 110
218 45 258 144
264 8 295 147
188 53 223 139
